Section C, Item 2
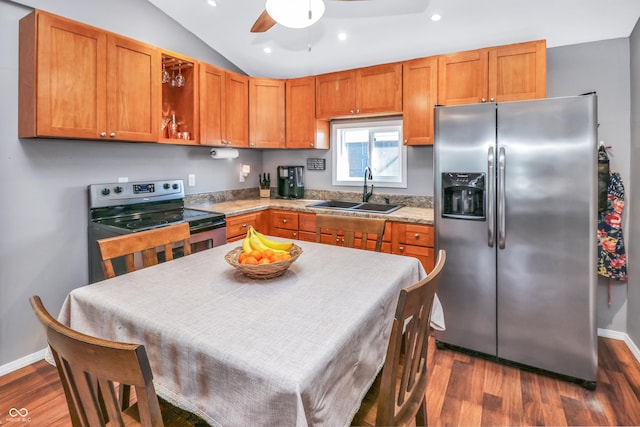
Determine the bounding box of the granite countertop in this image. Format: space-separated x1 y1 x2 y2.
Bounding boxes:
186 198 434 225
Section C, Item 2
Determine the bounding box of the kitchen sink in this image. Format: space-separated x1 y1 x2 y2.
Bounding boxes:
308 200 361 209
307 200 402 214
351 203 402 214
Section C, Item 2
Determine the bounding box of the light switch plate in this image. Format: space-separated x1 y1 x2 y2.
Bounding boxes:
188 174 196 187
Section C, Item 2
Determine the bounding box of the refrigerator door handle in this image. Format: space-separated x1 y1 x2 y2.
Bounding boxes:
498 147 506 249
487 146 495 247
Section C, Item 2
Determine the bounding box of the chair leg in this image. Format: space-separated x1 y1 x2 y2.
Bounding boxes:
416 397 428 426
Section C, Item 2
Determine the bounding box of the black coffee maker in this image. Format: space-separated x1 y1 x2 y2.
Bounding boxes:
277 166 305 199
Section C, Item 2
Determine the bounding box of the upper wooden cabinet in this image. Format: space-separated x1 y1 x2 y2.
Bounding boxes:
19 10 159 142
200 64 249 147
438 40 546 105
159 51 199 145
285 77 329 149
488 40 546 102
315 63 402 119
402 56 438 146
249 78 285 148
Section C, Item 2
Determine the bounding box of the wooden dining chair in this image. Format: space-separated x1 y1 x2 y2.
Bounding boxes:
351 249 446 427
29 295 208 427
315 214 387 252
98 222 192 279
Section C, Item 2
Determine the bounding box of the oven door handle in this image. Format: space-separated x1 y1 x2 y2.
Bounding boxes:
189 220 226 233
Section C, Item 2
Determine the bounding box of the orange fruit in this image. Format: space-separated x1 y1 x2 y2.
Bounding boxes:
280 253 292 260
238 252 248 262
262 249 275 259
258 257 271 264
249 250 263 260
243 256 259 265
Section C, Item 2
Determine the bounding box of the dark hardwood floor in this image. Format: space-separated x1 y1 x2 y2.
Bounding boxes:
1 336 639 426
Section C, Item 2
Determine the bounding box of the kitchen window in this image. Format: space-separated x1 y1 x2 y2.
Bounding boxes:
331 117 407 188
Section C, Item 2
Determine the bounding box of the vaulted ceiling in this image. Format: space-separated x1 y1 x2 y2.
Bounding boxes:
147 0 640 79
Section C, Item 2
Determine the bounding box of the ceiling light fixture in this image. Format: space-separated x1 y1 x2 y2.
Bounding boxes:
265 0 326 29
207 0 217 6
430 13 442 21
263 47 272 54
338 32 347 41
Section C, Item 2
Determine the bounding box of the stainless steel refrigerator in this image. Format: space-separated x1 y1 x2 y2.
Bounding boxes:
434 95 598 388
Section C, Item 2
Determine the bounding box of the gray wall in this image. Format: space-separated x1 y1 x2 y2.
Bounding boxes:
0 0 262 367
547 39 632 332
1 0 638 368
629 20 640 346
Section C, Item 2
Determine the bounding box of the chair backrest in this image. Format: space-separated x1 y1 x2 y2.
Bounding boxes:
98 222 192 279
29 296 163 427
376 249 446 426
315 214 386 252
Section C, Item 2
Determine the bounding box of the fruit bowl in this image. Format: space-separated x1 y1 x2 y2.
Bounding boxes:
225 244 303 279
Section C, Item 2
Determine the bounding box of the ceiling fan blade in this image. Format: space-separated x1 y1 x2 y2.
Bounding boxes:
250 9 277 33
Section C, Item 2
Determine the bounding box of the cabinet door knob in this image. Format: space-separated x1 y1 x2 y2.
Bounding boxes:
109 132 116 138
490 97 496 102
293 232 297 237
241 223 247 228
481 98 487 103
282 219 287 223
399 246 405 252
100 132 107 137
414 233 420 239
356 109 360 114
350 109 354 114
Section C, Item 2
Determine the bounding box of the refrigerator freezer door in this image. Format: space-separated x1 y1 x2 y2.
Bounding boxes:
434 103 498 356
496 96 598 381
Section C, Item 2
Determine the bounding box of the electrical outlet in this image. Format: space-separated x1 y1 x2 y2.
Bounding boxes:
188 174 196 187
118 177 128 183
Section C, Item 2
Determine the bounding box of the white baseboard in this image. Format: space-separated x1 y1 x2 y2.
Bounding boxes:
0 349 46 377
598 328 640 362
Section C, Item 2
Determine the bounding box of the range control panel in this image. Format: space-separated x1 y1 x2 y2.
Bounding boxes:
89 179 184 208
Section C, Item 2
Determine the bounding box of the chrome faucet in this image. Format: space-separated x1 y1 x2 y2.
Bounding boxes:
363 166 373 202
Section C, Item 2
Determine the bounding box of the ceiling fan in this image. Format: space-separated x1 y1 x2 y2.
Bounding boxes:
251 0 368 33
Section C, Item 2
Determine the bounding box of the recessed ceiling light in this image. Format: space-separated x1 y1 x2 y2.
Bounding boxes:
263 47 272 54
207 0 217 6
338 32 347 41
430 13 441 21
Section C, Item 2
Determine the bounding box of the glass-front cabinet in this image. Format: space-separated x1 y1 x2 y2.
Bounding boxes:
159 51 199 145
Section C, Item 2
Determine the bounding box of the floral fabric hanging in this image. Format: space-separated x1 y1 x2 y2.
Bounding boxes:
597 171 627 281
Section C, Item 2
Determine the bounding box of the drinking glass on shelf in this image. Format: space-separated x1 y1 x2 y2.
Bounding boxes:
175 63 185 88
162 62 170 84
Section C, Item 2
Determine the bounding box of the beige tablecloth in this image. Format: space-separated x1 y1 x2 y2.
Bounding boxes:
57 240 443 426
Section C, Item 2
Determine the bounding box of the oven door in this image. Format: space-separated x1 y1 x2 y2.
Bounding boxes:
189 221 227 253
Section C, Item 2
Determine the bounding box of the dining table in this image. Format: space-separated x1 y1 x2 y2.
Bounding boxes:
55 239 444 427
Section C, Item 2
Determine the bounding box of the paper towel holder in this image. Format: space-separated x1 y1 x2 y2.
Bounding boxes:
210 148 239 159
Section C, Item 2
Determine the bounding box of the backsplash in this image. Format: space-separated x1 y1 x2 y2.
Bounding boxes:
185 188 433 208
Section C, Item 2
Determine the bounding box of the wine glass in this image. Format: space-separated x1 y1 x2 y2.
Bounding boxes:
162 62 170 84
175 62 185 88
170 68 177 87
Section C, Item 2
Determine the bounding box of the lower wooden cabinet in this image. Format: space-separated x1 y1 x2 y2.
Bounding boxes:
391 222 435 272
269 209 299 239
226 211 265 242
260 209 433 269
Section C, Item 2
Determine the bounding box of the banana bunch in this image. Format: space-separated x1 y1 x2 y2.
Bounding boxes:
242 226 292 254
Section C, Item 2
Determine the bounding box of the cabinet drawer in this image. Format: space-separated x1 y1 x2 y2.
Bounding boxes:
393 245 435 271
400 224 434 247
226 213 261 240
271 210 299 230
271 228 299 240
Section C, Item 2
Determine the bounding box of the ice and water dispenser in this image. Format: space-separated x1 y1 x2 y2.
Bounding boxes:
441 173 485 220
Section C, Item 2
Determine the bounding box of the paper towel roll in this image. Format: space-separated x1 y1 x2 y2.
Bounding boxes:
210 148 239 159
